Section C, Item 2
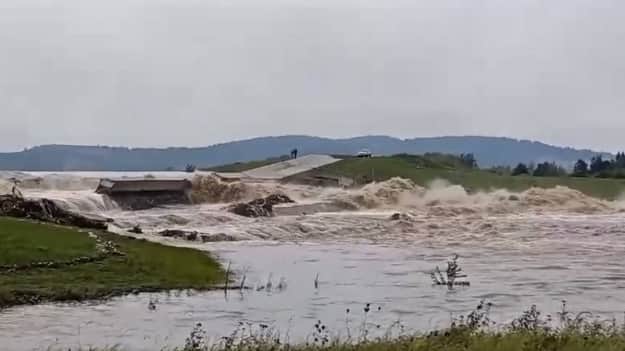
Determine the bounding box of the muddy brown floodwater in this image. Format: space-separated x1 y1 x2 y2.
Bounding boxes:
1 172 625 351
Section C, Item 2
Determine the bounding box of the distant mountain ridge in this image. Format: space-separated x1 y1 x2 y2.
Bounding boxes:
0 135 611 171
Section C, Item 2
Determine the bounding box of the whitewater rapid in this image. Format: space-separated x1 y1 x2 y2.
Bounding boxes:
5 172 622 243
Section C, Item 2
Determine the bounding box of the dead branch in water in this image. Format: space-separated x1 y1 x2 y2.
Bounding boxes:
430 254 470 287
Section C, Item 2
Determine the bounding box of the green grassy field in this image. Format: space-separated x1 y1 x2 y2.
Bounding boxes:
291 155 625 200
0 217 225 308
0 219 97 266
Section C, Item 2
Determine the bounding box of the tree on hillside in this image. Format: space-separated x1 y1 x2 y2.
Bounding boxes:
460 153 478 169
512 163 529 176
532 162 566 177
572 159 589 177
590 155 611 174
532 163 548 177
615 152 625 169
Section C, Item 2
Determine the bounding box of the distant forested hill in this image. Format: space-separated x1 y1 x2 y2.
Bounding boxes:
0 135 610 171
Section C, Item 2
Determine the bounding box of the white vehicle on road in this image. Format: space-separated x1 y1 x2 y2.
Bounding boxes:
356 149 372 158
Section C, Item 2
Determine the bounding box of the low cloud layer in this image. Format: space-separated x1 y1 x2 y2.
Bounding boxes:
1 0 624 151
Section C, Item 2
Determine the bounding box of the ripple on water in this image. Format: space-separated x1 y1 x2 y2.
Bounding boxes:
531 265 571 271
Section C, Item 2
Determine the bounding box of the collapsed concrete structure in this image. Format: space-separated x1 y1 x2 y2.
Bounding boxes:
214 154 340 182
94 155 344 211
96 178 192 210
242 154 339 180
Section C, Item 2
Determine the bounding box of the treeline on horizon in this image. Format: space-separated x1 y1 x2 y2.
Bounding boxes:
392 151 625 179
486 153 625 179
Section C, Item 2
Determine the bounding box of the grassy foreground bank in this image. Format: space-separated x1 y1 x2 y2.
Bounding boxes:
291 156 625 200
0 217 224 308
203 332 625 351
226 332 625 351
72 301 625 350
66 328 625 351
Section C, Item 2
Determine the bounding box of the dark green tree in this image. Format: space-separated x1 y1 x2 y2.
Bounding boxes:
532 162 567 177
459 153 478 169
590 155 610 174
532 162 548 177
572 159 588 177
615 152 625 169
512 163 529 176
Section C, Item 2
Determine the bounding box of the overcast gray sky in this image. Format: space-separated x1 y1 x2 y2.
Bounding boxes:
1 0 624 152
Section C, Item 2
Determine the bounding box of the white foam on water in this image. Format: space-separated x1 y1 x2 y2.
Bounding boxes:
11 172 625 241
